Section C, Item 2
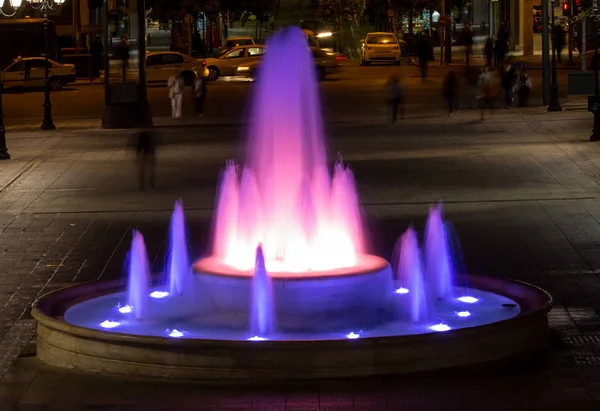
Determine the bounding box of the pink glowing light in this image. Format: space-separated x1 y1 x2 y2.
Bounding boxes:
210 28 363 273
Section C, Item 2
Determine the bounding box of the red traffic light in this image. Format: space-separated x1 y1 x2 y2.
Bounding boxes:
562 1 570 16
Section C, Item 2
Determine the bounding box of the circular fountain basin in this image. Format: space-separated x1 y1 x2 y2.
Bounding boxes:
193 254 394 330
32 274 552 383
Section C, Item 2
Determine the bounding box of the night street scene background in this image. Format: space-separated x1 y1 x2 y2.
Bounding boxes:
0 0 600 410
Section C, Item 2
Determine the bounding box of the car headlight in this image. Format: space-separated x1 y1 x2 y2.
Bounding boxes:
237 66 250 72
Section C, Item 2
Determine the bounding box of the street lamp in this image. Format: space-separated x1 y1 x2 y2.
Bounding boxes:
591 0 600 141
0 0 23 160
30 0 64 131
548 0 563 111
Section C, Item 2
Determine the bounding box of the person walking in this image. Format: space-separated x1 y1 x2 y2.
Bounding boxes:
484 37 494 68
443 71 459 116
193 75 207 118
89 36 104 82
500 60 517 107
517 68 532 107
114 35 130 82
552 21 565 63
460 21 474 69
135 129 157 191
495 24 508 68
479 68 499 120
386 74 405 125
168 74 185 119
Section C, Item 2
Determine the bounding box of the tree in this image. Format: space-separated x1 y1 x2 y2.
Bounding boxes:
317 0 366 49
242 0 272 40
150 0 219 22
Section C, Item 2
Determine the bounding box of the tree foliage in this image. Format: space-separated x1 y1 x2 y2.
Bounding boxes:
317 0 366 23
242 0 273 22
150 0 220 21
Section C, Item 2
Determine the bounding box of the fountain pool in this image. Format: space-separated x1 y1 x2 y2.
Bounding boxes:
31 26 552 383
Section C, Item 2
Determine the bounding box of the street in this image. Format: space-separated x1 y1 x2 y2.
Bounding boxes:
2 60 580 126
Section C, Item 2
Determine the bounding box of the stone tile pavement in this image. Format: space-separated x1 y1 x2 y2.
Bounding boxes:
1 108 600 409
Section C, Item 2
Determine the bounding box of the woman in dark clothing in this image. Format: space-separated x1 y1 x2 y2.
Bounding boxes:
484 37 494 68
443 71 459 116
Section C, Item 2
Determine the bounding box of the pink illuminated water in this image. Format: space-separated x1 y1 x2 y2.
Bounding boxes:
127 230 151 320
168 200 190 295
211 27 363 272
394 228 430 323
424 204 454 300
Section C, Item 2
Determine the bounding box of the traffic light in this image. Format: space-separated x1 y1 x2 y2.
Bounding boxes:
563 1 571 16
574 0 582 14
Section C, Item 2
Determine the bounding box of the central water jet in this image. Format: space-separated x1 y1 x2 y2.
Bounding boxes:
210 27 363 273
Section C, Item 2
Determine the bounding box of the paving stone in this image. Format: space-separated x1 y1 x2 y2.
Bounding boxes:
2 110 600 408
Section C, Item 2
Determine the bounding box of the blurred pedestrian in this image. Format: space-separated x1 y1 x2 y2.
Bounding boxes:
89 36 104 82
479 68 499 120
386 74 405 125
517 68 532 107
460 21 474 69
417 34 429 80
552 21 565 63
168 73 185 119
495 24 508 68
443 71 459 116
484 37 494 68
193 75 207 118
501 60 517 107
135 129 156 191
114 35 130 82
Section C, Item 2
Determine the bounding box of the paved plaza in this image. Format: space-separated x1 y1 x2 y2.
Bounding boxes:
0 106 600 410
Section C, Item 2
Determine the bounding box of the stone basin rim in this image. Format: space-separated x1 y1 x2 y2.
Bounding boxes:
192 254 390 279
31 274 553 348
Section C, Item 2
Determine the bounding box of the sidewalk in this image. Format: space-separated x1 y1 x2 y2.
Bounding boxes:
2 106 600 409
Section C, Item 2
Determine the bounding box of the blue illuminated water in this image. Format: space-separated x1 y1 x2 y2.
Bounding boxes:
64 285 520 341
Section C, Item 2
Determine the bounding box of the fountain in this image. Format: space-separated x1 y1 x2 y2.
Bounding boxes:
167 200 190 296
31 26 552 383
126 230 150 321
394 228 430 324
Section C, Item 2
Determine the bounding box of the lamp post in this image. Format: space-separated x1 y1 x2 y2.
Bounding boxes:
0 0 23 161
548 0 563 111
591 0 600 141
30 0 64 131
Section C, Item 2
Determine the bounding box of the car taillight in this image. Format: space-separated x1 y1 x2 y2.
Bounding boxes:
202 61 207 67
335 55 347 61
392 47 399 51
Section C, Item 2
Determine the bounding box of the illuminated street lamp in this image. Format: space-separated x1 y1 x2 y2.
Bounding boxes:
0 0 23 160
0 0 22 17
30 0 65 130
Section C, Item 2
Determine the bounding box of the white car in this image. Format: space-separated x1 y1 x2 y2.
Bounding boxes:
240 48 341 81
0 57 76 90
221 36 255 51
146 51 207 85
361 32 401 65
102 51 208 86
202 45 266 81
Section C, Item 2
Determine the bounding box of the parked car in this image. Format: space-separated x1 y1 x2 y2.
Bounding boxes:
101 51 208 86
239 47 341 81
220 36 255 53
0 57 76 90
201 45 266 81
361 32 402 65
146 51 208 85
